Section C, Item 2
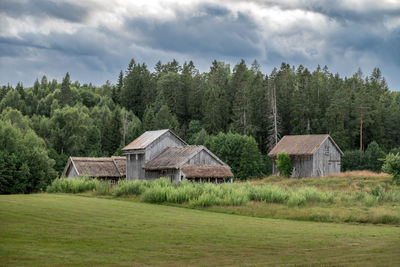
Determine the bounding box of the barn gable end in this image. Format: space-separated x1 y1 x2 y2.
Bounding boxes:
268 134 343 178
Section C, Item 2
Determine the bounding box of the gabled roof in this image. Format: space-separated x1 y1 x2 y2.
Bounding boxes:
143 146 203 170
122 129 187 151
112 156 126 176
268 134 344 156
62 156 126 178
143 145 226 170
181 165 234 178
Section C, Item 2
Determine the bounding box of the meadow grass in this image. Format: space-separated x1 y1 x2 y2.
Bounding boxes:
1 194 399 266
46 172 400 224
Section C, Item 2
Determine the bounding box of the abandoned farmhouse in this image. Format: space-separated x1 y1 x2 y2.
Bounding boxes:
268 134 343 178
63 129 234 183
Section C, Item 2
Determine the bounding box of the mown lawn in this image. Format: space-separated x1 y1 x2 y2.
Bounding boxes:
1 194 400 266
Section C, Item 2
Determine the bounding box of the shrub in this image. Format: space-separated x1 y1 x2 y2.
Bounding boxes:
382 153 400 184
341 150 365 171
364 141 385 172
276 152 292 177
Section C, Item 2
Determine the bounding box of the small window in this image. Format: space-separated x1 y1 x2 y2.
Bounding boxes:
110 179 116 185
324 145 330 155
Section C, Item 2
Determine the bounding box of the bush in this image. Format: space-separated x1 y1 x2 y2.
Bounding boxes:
276 152 292 177
342 141 385 172
341 150 365 171
381 153 400 184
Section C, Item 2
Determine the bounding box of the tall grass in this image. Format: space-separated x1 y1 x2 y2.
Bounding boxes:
47 177 400 208
112 180 150 197
46 176 99 193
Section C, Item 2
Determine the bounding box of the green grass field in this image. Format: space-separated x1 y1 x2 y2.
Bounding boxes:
1 194 400 266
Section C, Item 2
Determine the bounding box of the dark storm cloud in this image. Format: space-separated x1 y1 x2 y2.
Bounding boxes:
0 0 89 22
125 4 261 58
0 0 399 90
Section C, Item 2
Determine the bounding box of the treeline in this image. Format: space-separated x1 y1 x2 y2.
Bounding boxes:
1 59 400 193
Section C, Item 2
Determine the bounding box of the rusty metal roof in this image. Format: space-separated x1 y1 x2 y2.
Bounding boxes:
122 129 186 151
181 165 234 178
62 157 126 178
143 146 204 170
268 134 342 156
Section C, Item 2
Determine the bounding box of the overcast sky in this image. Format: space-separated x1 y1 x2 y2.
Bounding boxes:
1 0 399 90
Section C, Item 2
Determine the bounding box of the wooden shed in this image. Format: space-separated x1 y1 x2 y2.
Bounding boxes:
268 134 343 177
62 156 126 183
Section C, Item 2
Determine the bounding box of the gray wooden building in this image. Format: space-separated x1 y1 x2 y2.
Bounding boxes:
268 134 343 177
122 129 233 182
62 156 126 183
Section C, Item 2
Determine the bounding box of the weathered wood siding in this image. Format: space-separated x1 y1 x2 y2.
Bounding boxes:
66 165 78 178
126 131 185 180
145 132 186 161
271 156 313 177
145 169 181 182
312 138 341 177
185 150 221 166
291 156 313 178
126 153 145 180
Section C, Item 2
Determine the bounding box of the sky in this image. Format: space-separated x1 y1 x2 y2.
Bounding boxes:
1 0 399 90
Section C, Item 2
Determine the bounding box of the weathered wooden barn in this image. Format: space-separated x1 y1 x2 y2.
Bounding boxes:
62 156 126 183
268 134 343 177
122 129 234 182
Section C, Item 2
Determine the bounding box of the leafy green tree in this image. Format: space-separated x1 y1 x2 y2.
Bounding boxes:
276 152 292 177
364 141 385 172
142 106 155 131
0 109 57 193
49 105 92 156
202 61 231 133
0 89 23 112
60 72 73 107
341 150 365 171
103 107 123 155
154 104 179 132
189 128 209 145
206 132 264 180
382 153 400 184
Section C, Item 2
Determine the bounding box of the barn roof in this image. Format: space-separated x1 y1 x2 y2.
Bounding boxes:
143 146 203 170
143 145 226 170
181 165 234 178
62 157 126 178
112 156 126 176
268 134 343 156
122 129 186 151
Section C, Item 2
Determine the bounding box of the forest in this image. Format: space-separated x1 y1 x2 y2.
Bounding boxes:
1 59 400 193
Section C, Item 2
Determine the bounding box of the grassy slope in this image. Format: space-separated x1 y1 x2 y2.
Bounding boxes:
1 194 400 266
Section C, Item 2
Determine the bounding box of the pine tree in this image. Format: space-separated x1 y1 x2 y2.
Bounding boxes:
60 72 73 107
